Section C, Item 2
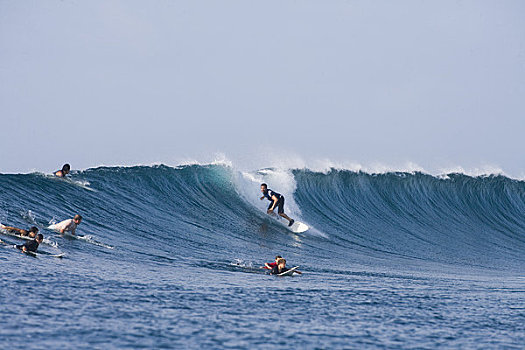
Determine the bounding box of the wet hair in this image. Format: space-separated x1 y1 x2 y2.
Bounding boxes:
74 214 82 221
275 255 282 260
29 226 38 233
276 258 286 265
261 183 267 189
62 164 71 172
36 233 44 240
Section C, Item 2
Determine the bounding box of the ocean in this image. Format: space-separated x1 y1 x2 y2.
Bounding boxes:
1 164 524 349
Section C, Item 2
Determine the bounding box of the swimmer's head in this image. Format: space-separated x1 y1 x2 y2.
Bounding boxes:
62 164 71 174
74 214 82 224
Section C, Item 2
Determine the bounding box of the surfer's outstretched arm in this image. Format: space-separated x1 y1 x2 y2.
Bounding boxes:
1 225 24 235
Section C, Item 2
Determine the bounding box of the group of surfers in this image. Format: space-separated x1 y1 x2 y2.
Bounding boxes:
0 164 82 255
3 165 301 275
1 215 82 255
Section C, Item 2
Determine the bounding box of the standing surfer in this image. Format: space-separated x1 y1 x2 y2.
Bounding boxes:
260 183 294 227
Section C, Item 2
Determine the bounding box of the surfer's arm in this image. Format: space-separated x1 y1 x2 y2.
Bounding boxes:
1 225 23 234
268 196 279 211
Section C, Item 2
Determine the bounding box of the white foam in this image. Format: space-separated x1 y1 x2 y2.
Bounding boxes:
231 258 254 268
21 210 37 225
4 152 520 181
437 165 505 178
174 152 233 168
234 167 302 219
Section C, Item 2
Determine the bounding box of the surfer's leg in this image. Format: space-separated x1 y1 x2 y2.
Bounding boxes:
277 197 294 224
279 212 293 221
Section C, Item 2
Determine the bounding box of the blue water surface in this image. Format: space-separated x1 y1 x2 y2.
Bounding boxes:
1 165 524 349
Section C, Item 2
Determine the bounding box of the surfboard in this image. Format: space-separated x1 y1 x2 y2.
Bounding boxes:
46 174 97 192
49 227 114 249
268 214 309 233
0 224 56 246
38 251 66 258
289 221 309 233
21 249 65 258
0 228 33 241
277 266 300 276
0 239 65 258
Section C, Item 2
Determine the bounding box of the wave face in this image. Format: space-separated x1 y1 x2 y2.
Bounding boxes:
294 170 525 270
1 165 524 271
1 165 524 349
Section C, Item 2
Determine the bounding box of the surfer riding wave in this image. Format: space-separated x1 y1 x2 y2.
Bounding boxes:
260 183 294 227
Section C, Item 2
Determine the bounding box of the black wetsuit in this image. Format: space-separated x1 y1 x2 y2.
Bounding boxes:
270 266 289 275
263 189 285 214
16 239 39 253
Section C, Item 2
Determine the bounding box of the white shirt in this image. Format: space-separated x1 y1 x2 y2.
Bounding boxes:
52 219 77 234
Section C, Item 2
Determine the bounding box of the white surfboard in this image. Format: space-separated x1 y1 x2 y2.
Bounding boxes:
289 221 309 233
277 266 300 276
48 225 114 249
0 239 65 258
0 226 33 241
1 223 56 246
268 214 309 233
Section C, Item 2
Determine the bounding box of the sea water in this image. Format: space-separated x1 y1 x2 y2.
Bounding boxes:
1 165 524 349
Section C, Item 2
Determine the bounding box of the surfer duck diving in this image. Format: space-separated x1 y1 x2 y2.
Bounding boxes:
260 183 294 227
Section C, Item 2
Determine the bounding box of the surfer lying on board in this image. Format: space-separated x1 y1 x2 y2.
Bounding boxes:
0 224 39 238
260 183 294 227
269 258 302 275
263 255 282 269
54 163 71 177
16 233 44 254
50 214 82 235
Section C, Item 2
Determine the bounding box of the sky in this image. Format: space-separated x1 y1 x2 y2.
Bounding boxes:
1 1 524 177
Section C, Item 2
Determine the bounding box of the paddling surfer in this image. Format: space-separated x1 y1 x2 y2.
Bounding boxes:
16 233 44 254
260 183 294 227
54 163 71 177
269 258 301 275
263 255 282 269
50 214 82 235
0 224 39 238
